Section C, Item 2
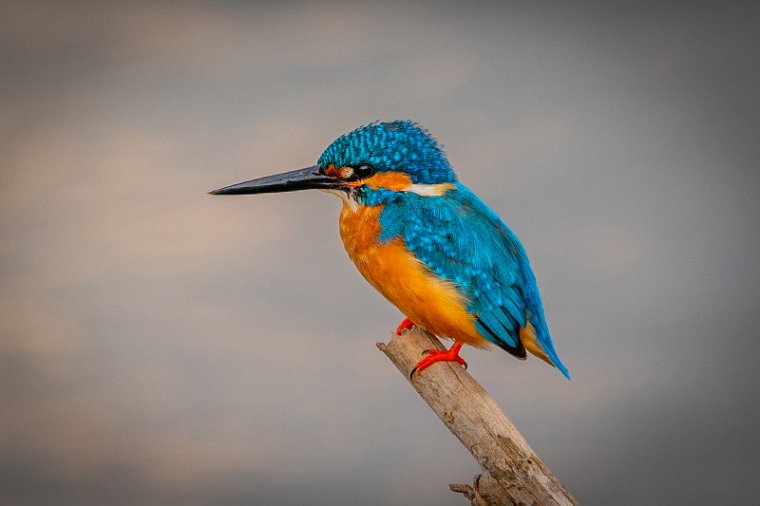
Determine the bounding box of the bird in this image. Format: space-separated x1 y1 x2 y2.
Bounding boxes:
211 121 569 379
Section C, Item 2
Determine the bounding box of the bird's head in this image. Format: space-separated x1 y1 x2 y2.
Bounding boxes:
210 121 457 202
318 121 456 185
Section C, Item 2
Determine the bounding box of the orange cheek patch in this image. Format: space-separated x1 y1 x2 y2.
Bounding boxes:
362 172 413 190
324 165 356 180
324 164 354 179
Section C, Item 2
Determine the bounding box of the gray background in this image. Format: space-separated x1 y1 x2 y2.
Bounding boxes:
2 1 759 504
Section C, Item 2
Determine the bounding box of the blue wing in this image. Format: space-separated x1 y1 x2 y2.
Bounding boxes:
378 182 569 378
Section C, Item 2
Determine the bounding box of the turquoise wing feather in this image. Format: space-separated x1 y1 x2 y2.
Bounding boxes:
378 182 569 378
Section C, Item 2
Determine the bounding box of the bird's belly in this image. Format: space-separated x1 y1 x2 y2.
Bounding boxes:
339 204 487 347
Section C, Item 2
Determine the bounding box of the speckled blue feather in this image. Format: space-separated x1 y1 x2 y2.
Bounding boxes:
375 183 569 379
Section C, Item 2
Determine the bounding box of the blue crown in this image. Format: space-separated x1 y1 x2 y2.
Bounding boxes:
318 121 457 184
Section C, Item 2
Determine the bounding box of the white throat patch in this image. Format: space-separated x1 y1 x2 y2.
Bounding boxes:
320 189 359 213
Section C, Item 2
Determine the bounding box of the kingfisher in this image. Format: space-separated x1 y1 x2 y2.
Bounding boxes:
211 121 569 379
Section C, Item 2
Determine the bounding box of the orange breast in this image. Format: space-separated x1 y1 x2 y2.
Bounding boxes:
339 204 488 347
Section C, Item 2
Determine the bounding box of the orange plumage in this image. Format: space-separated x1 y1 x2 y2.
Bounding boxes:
339 203 488 348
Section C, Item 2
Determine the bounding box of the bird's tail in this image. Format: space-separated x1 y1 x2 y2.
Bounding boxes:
520 323 571 380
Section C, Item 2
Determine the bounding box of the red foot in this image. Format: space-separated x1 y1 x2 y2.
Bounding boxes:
410 341 467 378
395 317 415 336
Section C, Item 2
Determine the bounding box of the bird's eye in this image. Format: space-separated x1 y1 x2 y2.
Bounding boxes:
353 165 375 179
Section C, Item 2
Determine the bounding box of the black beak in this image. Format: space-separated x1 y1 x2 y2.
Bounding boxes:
209 165 339 195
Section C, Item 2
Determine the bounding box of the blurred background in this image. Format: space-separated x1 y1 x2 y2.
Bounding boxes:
2 1 759 504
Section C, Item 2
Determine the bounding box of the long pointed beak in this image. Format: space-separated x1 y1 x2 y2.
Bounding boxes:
209 165 340 195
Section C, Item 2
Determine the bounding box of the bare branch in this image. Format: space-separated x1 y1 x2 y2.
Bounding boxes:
378 327 578 506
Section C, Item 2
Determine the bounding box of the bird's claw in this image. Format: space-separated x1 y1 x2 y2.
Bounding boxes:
395 317 415 336
409 342 467 380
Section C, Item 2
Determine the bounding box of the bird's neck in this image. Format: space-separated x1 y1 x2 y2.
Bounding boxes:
321 186 401 213
324 178 457 214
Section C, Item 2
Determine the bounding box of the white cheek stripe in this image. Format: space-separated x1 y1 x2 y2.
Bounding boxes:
404 183 455 196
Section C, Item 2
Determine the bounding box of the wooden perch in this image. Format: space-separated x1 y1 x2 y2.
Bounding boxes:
377 327 578 506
